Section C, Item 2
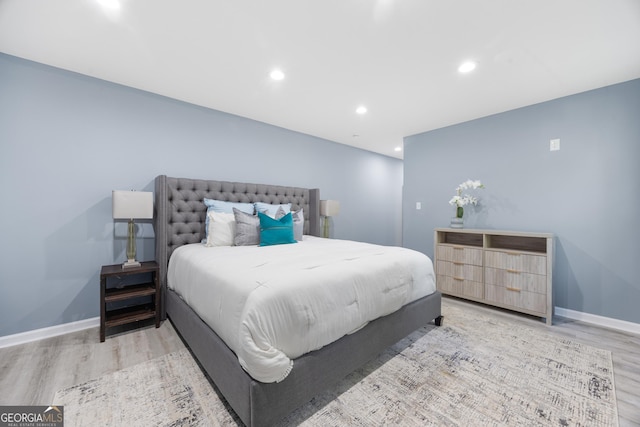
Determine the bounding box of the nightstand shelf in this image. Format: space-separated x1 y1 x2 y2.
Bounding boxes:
105 283 157 302
100 261 160 342
105 304 156 329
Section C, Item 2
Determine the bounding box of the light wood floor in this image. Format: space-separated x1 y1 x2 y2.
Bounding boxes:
1 298 638 426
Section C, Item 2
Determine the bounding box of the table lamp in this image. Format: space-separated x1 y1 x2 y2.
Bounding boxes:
320 200 340 238
112 190 153 269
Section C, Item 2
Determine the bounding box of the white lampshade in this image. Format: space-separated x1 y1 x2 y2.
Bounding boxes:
112 190 153 219
320 200 340 217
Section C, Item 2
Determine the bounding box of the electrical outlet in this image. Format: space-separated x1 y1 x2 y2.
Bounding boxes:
550 139 560 151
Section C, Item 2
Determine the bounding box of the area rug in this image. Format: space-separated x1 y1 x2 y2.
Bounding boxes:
54 302 619 426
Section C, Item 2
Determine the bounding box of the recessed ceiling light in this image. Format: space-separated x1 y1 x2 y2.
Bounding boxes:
97 0 120 10
356 106 367 115
394 146 402 152
270 69 285 81
458 61 477 73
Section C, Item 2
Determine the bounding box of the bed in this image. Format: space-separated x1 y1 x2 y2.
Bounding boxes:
154 175 443 427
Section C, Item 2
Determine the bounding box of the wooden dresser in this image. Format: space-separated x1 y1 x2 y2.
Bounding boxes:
434 228 554 325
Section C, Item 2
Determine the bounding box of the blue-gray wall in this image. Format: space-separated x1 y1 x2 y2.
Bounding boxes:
0 53 403 337
403 79 640 324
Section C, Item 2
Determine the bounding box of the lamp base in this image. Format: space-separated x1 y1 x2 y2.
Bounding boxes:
122 259 141 269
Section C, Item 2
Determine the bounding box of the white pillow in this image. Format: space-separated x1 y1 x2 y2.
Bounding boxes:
206 211 236 247
202 198 254 243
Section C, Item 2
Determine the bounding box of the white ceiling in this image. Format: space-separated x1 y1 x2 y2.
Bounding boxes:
1 0 639 159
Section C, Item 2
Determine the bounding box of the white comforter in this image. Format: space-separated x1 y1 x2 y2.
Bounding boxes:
167 236 436 383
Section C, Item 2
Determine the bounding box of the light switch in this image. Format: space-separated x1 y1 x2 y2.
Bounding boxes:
550 139 560 151
416 202 422 210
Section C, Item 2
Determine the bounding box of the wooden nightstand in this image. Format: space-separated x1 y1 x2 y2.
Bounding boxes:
100 260 160 342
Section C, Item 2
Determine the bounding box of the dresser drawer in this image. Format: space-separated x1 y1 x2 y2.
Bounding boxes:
484 267 546 294
485 284 546 314
436 245 483 266
437 275 483 300
436 260 483 282
484 250 546 275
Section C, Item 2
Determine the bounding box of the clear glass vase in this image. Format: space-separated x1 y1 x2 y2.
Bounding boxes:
451 206 464 228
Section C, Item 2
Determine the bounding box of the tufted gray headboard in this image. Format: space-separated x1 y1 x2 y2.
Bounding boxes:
154 175 320 318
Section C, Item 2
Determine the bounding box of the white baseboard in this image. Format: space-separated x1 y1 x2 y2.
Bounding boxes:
555 306 640 335
2 308 637 349
0 317 100 349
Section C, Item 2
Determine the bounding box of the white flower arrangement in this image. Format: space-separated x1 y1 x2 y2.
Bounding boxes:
449 179 484 218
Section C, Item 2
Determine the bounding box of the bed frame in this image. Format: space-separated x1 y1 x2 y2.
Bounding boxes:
154 175 442 427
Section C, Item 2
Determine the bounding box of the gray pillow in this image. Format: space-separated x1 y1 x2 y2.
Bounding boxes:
273 206 303 240
233 208 260 246
292 208 304 241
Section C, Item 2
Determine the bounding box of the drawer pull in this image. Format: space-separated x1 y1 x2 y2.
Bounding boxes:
453 261 464 265
506 251 521 256
506 269 521 274
453 277 464 281
506 287 521 292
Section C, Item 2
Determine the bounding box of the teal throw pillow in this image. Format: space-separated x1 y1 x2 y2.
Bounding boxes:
258 211 296 246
